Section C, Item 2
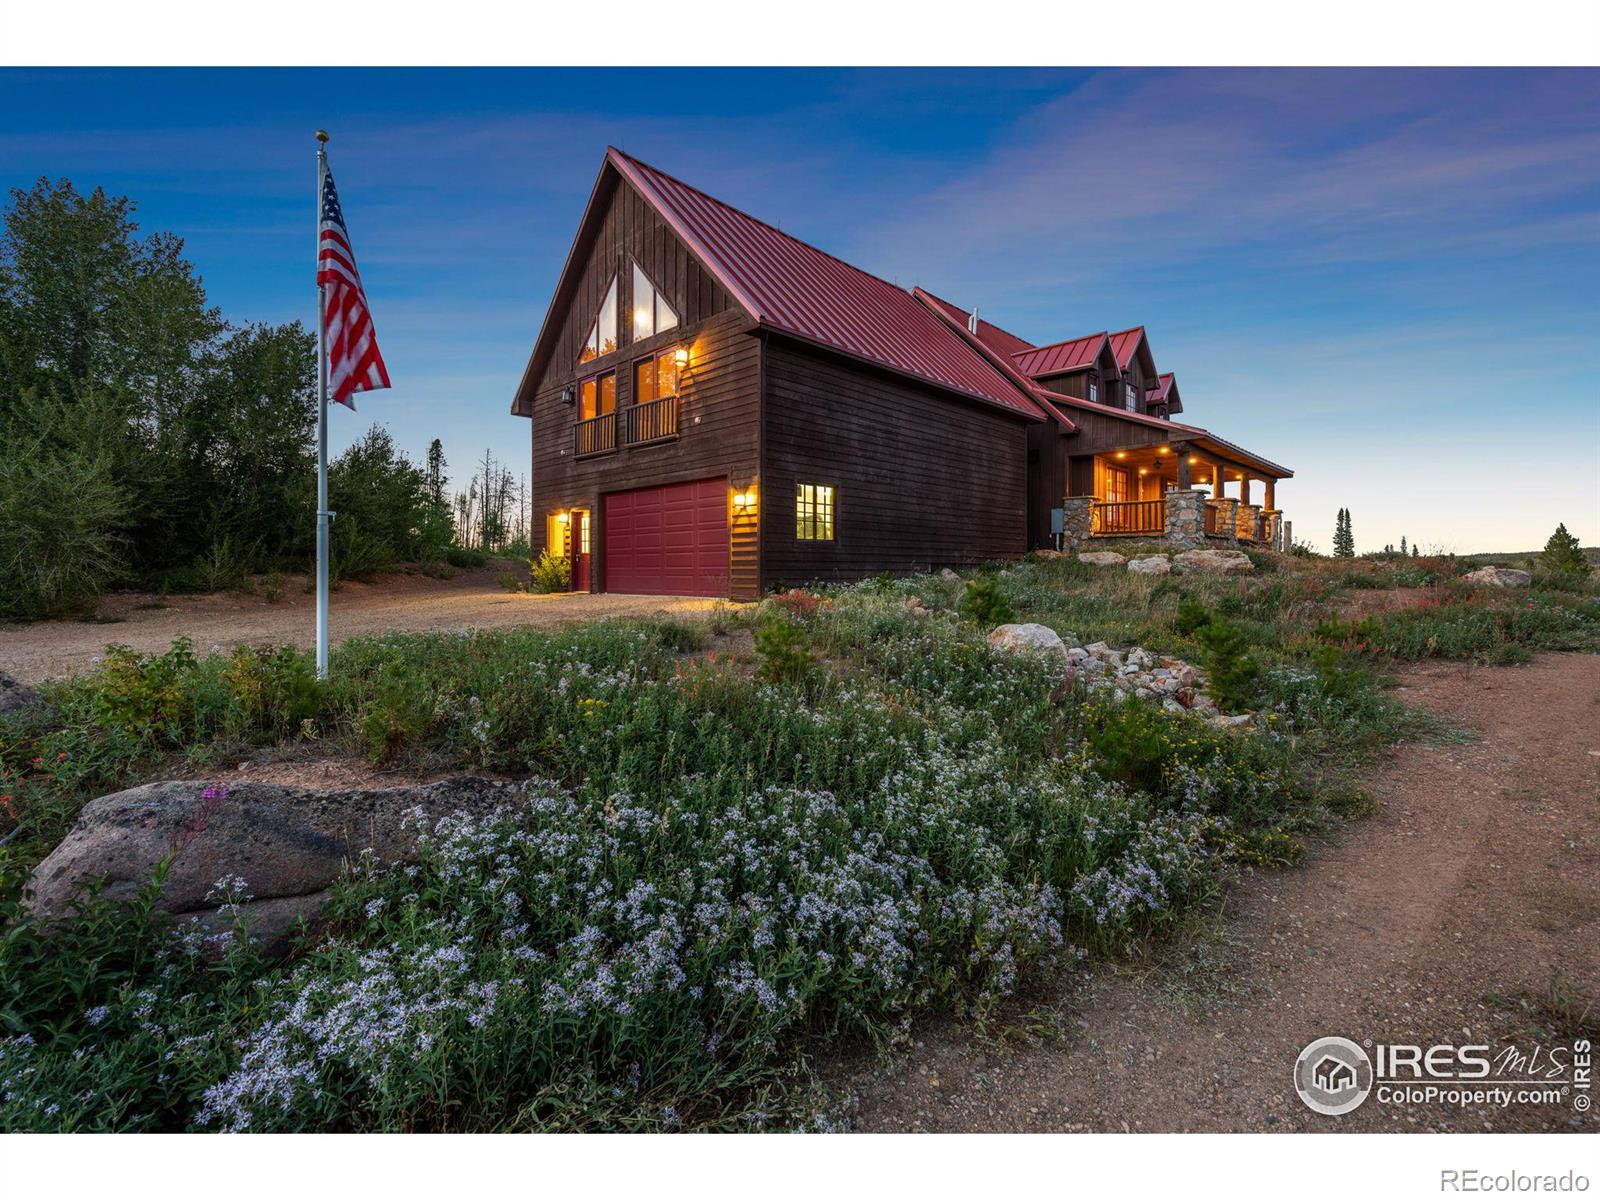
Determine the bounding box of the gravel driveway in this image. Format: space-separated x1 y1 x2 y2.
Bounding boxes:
0 567 728 684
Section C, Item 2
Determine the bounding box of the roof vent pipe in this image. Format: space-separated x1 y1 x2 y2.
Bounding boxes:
968 307 979 335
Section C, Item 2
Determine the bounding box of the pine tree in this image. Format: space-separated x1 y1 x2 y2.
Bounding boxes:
1540 523 1591 578
1400 535 1407 556
1412 543 1420 558
1333 508 1355 558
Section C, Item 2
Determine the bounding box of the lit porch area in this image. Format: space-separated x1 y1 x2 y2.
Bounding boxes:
1066 437 1293 549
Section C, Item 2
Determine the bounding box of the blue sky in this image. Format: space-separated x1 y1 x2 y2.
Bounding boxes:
2 67 1595 552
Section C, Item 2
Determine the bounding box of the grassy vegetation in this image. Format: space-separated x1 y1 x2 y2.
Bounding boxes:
1 550 1596 1130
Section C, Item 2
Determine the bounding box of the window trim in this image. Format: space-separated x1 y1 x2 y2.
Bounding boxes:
631 348 681 405
630 259 680 343
795 482 836 542
578 369 617 420
579 276 620 365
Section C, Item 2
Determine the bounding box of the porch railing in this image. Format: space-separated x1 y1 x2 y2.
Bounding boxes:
1092 498 1165 537
624 395 679 446
573 411 617 458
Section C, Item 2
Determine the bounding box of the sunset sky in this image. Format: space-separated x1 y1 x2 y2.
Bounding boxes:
3 67 1594 553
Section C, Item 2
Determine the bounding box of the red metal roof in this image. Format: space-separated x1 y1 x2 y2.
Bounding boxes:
915 291 1037 358
1011 332 1110 379
1147 372 1175 405
1108 326 1147 372
609 149 1045 421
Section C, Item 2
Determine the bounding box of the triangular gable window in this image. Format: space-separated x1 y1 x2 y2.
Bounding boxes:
631 261 679 341
579 277 618 364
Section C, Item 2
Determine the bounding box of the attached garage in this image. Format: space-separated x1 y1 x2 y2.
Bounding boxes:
602 477 729 596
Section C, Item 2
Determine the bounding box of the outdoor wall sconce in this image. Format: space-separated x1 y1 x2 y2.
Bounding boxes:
560 386 575 406
732 488 757 510
674 345 691 367
555 512 570 524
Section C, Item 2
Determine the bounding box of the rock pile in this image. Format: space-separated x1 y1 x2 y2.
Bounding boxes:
986 626 1254 727
1463 565 1531 588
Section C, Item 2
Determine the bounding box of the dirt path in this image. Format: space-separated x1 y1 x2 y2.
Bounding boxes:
851 653 1600 1133
0 568 726 685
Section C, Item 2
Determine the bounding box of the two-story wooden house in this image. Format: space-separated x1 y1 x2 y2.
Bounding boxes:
513 148 1292 598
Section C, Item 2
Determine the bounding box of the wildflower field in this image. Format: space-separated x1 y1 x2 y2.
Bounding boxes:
2 552 1597 1131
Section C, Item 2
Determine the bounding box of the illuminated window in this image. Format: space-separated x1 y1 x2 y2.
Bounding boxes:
633 349 680 404
795 483 835 541
579 371 616 420
1088 380 1098 403
631 262 679 341
1103 465 1131 504
1124 384 1138 412
579 277 619 363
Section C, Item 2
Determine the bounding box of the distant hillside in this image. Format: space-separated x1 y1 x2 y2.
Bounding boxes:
1460 547 1600 567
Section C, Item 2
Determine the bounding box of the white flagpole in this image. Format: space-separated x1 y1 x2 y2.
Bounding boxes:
314 129 331 680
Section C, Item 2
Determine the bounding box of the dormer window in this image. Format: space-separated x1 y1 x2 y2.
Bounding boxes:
1125 384 1138 412
631 262 679 341
579 277 619 364
1088 378 1098 404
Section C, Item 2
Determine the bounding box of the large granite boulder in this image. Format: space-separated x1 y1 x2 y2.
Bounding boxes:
1464 565 1531 588
1128 555 1172 576
1173 549 1255 575
986 622 1069 665
1077 551 1127 568
25 777 519 955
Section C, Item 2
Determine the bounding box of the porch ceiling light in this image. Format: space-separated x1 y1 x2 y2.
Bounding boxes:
1115 451 1127 459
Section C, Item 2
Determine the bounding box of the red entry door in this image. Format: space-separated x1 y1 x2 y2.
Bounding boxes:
573 510 591 591
603 478 728 596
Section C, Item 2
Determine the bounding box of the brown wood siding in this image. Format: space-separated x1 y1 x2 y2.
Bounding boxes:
1026 423 1066 550
1065 407 1176 455
759 338 1028 588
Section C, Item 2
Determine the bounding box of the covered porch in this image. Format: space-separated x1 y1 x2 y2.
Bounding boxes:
1065 437 1293 549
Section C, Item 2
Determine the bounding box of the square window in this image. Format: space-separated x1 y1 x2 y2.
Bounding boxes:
796 483 835 541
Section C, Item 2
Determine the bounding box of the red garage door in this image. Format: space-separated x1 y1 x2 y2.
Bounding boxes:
603 478 728 596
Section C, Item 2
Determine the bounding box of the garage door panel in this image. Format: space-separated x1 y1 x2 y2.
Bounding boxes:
603 477 729 596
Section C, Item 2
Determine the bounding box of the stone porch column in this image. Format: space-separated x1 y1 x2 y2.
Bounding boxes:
1061 495 1094 549
1164 489 1207 549
1212 497 1239 543
1248 504 1264 542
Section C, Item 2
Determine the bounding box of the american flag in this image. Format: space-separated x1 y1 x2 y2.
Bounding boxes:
318 161 390 408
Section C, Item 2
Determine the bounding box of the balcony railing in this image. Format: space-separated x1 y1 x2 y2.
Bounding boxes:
573 411 617 458
624 394 679 446
1092 498 1165 537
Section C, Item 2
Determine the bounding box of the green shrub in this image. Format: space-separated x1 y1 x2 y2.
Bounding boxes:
444 545 489 569
356 669 436 762
496 569 525 594
1539 523 1591 579
221 645 322 740
1173 595 1211 635
1196 615 1260 711
0 440 129 619
528 550 571 594
753 614 816 685
957 573 1015 626
262 570 286 604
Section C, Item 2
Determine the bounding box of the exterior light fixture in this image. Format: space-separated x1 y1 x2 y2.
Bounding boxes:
555 512 570 524
560 386 575 407
1115 451 1128 460
732 488 757 510
674 345 691 367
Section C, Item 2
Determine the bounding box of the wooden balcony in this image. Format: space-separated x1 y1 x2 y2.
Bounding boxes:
573 411 617 458
624 394 679 447
1092 498 1165 537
